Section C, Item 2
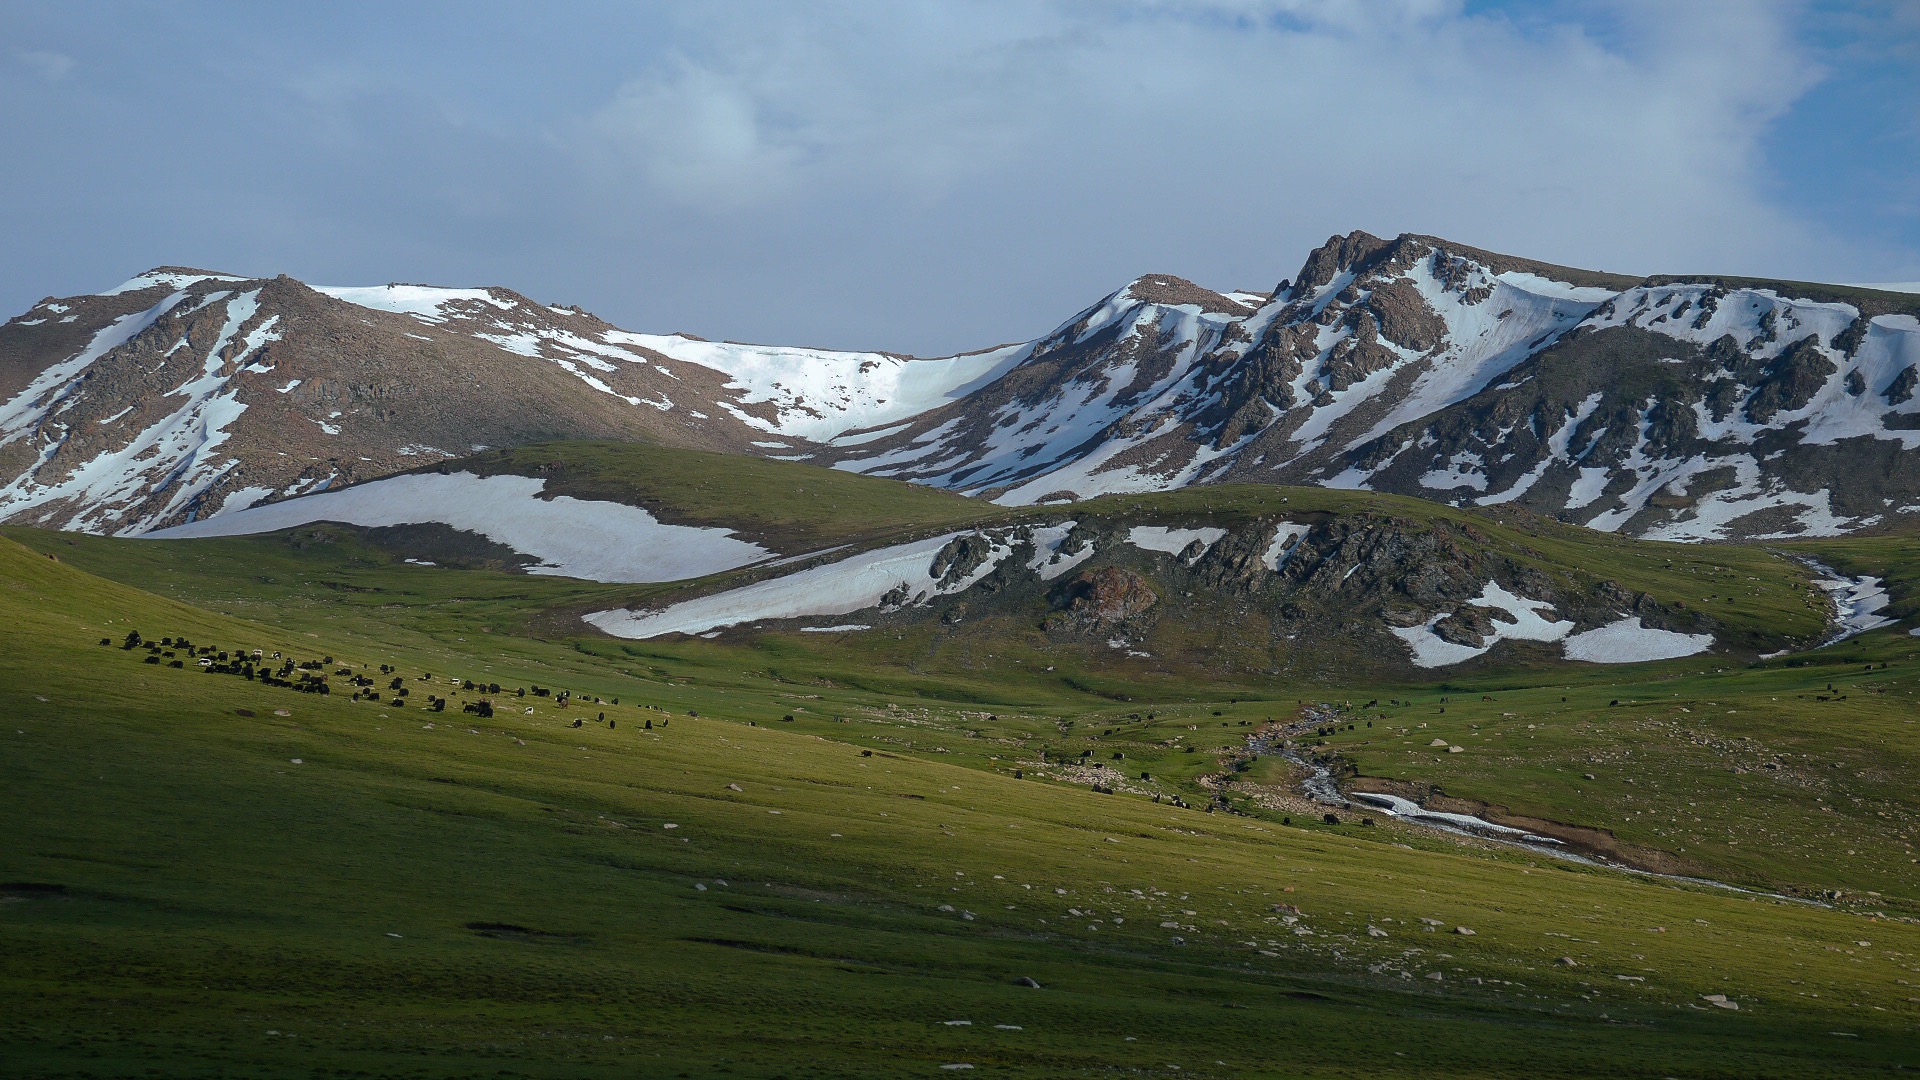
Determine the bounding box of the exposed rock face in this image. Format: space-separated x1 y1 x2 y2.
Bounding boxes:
1367 278 1448 353
1053 566 1158 624
1744 337 1835 423
931 533 997 588
1886 366 1917 406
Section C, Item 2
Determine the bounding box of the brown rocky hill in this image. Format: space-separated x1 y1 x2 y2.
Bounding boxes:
0 269 1010 533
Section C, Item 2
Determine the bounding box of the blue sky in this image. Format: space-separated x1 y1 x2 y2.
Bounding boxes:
2 0 1915 354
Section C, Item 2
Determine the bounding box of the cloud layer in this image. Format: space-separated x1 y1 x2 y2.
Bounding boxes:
1 0 1915 354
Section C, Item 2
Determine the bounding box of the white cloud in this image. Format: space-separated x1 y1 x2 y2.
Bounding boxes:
3 1 1904 357
563 0 1828 285
17 50 74 81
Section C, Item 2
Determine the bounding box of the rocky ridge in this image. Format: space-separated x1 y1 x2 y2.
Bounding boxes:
5 235 1919 541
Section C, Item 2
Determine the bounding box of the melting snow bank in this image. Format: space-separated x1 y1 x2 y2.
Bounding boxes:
1390 583 1572 667
1349 792 1564 846
1562 618 1714 663
1801 559 1894 645
1390 582 1713 667
145 471 771 583
1126 525 1225 559
587 530 1017 639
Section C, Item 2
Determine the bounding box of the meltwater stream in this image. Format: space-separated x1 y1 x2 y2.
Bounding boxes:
1253 710 1825 905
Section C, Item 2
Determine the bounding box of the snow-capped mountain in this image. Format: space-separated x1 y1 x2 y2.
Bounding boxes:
0 268 1009 533
816 232 1920 540
4 232 1918 540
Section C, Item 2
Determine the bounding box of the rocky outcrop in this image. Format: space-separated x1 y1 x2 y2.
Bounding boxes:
931 533 997 588
1049 566 1158 625
1367 278 1448 353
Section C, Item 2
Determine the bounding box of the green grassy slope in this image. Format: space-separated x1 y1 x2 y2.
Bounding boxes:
461 440 1009 551
4 539 1919 1077
0 469 1891 916
12 468 1834 677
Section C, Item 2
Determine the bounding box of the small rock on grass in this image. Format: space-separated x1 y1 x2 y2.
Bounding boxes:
1454 926 1476 935
1702 994 1739 1010
1014 976 1042 988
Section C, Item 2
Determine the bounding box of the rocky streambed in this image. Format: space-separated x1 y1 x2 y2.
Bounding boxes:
1235 708 1824 906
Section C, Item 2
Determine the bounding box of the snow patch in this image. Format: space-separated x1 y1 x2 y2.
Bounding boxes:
1260 523 1311 570
1127 525 1226 559
585 530 1018 639
1025 522 1096 580
1390 583 1573 668
316 284 517 322
146 471 771 583
1562 618 1713 663
1804 562 1893 644
615 333 1030 442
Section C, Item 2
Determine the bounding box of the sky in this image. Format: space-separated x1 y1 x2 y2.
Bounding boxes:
2 0 1916 356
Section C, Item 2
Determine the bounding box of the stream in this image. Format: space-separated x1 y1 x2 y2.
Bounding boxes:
1249 709 1825 906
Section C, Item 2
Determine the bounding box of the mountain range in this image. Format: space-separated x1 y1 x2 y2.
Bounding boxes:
4 232 1917 541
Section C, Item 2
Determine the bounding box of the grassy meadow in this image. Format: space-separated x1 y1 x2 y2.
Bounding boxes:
4 454 1920 1077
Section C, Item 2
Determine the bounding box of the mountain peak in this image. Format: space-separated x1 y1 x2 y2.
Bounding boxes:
104 267 254 296
1117 273 1252 315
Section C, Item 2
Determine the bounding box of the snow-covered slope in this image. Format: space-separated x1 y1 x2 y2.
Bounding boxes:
803 233 1920 540
609 333 1029 443
1348 277 1920 539
0 270 1036 531
6 233 1919 542
147 470 772 582
810 234 1632 505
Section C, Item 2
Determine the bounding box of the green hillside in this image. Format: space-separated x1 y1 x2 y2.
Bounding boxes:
462 440 1009 551
2 537 1918 1078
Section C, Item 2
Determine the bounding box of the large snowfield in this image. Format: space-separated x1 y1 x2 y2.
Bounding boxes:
146 471 772 583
